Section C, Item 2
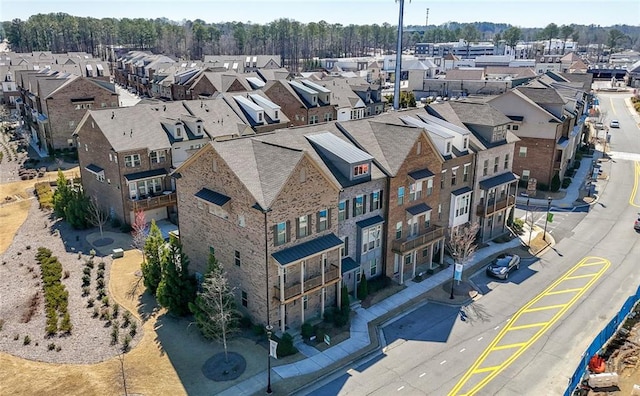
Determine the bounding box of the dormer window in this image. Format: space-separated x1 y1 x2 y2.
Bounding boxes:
312 96 317 104
274 110 279 119
197 125 202 135
463 138 468 150
354 164 369 177
258 113 263 122
446 142 452 154
176 126 182 137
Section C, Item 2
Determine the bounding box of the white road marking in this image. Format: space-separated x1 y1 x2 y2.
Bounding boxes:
460 348 466 352
494 326 500 330
397 386 404 391
440 360 447 365
420 373 426 378
477 337 483 341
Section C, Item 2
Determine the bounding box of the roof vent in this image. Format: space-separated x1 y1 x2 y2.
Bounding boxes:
163 105 166 111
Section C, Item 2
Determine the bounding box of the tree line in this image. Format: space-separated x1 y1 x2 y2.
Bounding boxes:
2 14 638 70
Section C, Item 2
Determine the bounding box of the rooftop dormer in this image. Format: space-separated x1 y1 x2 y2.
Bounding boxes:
289 80 319 107
249 94 280 121
160 117 185 140
306 132 373 183
300 80 331 104
234 95 264 124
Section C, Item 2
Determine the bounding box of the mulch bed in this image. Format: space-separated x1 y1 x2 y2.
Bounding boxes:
201 351 246 381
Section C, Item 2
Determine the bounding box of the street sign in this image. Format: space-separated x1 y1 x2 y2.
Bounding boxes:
454 263 463 281
547 213 554 223
269 339 278 359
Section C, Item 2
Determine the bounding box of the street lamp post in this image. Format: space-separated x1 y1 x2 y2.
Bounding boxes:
449 257 456 299
526 199 532 247
266 324 273 394
543 198 552 242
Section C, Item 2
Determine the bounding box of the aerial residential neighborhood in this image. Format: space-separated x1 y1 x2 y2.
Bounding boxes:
1 2 640 395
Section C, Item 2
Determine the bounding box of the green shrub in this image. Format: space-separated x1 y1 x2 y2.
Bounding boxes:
239 315 252 329
252 324 265 336
357 274 369 300
23 335 31 345
129 322 137 338
574 152 583 162
550 172 561 192
301 322 314 339
537 183 549 192
562 177 571 189
275 332 298 357
34 182 54 209
368 276 391 294
120 223 132 233
512 218 525 235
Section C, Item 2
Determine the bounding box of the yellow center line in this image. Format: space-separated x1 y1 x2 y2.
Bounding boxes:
472 366 500 374
448 257 610 396
564 274 597 280
490 342 527 351
523 304 566 313
610 97 617 115
507 322 548 331
545 288 584 295
631 161 640 208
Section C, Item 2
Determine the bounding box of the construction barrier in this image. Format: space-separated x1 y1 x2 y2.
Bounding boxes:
565 285 640 395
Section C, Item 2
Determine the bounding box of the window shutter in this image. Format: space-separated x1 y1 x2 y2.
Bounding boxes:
345 199 350 219
286 220 291 243
272 225 278 246
352 199 357 218
369 193 374 212
379 190 384 210
316 212 320 233
362 195 367 214
295 218 300 238
327 208 332 228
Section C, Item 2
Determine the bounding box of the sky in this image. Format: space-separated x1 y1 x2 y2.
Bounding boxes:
2 0 639 28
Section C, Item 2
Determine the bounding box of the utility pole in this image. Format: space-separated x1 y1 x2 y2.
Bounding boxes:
393 0 409 111
426 8 429 29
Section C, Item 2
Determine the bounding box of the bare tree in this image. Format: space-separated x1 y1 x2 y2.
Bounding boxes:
446 222 480 266
131 210 148 260
189 263 239 362
87 196 110 239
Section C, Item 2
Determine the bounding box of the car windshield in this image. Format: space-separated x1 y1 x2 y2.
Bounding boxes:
494 257 511 267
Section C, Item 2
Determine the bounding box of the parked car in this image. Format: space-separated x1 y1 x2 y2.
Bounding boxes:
610 120 620 128
595 122 604 130
486 253 521 280
634 214 640 231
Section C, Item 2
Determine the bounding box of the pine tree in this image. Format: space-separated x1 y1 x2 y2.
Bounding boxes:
64 187 90 229
141 220 164 295
156 235 196 316
52 169 70 218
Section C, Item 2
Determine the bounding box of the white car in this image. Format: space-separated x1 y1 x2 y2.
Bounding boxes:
610 120 620 128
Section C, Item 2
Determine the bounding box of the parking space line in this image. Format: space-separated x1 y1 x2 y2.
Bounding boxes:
580 260 607 267
564 274 597 280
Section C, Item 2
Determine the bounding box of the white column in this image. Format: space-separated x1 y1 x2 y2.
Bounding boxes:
300 261 305 295
321 288 325 316
400 258 405 285
429 244 434 269
411 251 416 279
279 267 285 302
280 304 286 333
439 239 444 264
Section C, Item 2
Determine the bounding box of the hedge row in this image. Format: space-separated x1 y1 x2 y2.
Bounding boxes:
36 248 72 335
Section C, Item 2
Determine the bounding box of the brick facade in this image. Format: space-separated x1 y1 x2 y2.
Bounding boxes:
385 133 445 284
512 137 556 186
45 78 119 150
177 144 341 332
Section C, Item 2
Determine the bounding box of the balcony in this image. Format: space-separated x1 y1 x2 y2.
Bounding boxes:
129 191 176 211
274 265 340 302
476 195 515 216
391 226 445 254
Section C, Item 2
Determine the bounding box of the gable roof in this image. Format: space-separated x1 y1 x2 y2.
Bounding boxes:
445 68 485 80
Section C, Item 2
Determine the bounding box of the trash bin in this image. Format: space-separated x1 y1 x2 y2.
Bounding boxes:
112 248 124 258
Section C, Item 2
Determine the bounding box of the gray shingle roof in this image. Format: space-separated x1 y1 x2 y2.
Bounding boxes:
515 86 566 105
272 233 343 266
447 101 512 127
195 188 231 206
337 119 424 176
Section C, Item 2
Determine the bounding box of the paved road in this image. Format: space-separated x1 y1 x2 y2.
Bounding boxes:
302 92 640 395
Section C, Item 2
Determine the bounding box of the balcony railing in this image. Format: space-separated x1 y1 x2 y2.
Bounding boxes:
476 195 515 216
130 191 176 211
274 265 340 301
391 226 445 254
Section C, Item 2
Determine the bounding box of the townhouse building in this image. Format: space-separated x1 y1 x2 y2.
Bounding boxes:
15 68 118 154
262 79 337 126
74 100 247 225
427 101 520 242
339 119 446 284
175 135 342 333
489 83 579 187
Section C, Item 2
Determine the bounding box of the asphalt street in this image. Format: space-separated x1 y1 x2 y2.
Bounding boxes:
303 92 640 396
